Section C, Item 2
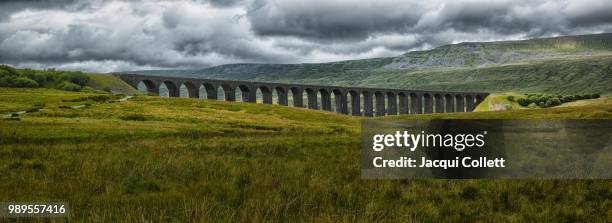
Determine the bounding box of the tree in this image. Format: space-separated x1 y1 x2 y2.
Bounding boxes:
0 64 19 76
561 95 575 103
59 81 82 91
13 77 39 88
517 98 530 106
548 98 561 107
60 72 89 86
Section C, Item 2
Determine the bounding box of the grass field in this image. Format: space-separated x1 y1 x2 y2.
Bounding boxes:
87 74 140 95
1 87 611 222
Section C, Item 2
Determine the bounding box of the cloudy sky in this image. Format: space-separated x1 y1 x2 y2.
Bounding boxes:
0 0 611 72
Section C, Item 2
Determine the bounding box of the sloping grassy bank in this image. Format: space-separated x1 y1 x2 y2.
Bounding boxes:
0 88 610 222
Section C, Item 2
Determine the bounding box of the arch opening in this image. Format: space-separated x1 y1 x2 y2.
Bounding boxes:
258 86 272 104
332 89 346 114
199 83 216 99
362 91 373 117
423 93 433 114
349 90 360 116
274 87 287 105
434 94 444 113
305 88 318 109
386 92 397 115
455 94 465 112
319 89 331 111
160 80 178 98
289 87 302 108
410 93 421 114
398 92 408 114
220 84 235 101
137 80 157 95
236 85 250 102
179 82 198 98
374 91 385 116
466 95 475 112
444 94 454 113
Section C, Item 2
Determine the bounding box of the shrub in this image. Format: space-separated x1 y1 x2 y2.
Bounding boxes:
582 94 592 99
103 87 112 92
0 77 11 87
81 86 95 92
517 98 530 106
59 72 89 86
548 98 561 107
89 95 111 102
13 77 39 88
528 103 538 108
506 95 515 102
538 101 546 107
591 94 600 99
59 81 82 91
0 64 19 76
561 95 575 103
22 72 52 85
120 114 147 121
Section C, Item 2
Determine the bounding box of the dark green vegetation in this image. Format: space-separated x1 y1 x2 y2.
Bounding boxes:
1 87 611 222
0 65 91 92
0 65 139 95
515 93 600 108
129 33 612 95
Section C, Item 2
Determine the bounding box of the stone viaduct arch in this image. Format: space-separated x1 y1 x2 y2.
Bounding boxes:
118 73 489 117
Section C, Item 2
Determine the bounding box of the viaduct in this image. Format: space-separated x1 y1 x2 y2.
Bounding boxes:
116 73 489 117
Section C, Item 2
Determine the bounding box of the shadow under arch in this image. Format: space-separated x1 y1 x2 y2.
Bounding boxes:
305 88 317 109
161 80 179 97
179 81 198 98
348 90 360 116
200 83 217 99
332 89 346 114
137 79 157 95
258 85 272 104
274 86 288 105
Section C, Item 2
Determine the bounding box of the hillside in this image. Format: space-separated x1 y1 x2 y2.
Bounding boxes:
128 33 612 95
388 32 612 69
0 65 139 95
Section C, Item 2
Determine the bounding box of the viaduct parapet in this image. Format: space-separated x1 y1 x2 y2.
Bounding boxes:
116 73 489 116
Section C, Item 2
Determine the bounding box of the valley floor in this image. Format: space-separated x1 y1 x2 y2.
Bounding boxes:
0 88 610 222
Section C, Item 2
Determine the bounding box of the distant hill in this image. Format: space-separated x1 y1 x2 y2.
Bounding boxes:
127 33 612 94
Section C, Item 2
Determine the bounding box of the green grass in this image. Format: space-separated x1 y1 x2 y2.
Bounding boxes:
473 93 526 112
0 88 611 222
88 73 140 94
0 88 101 114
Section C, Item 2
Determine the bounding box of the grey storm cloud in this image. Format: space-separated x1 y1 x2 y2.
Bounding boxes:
247 0 612 39
0 0 611 72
